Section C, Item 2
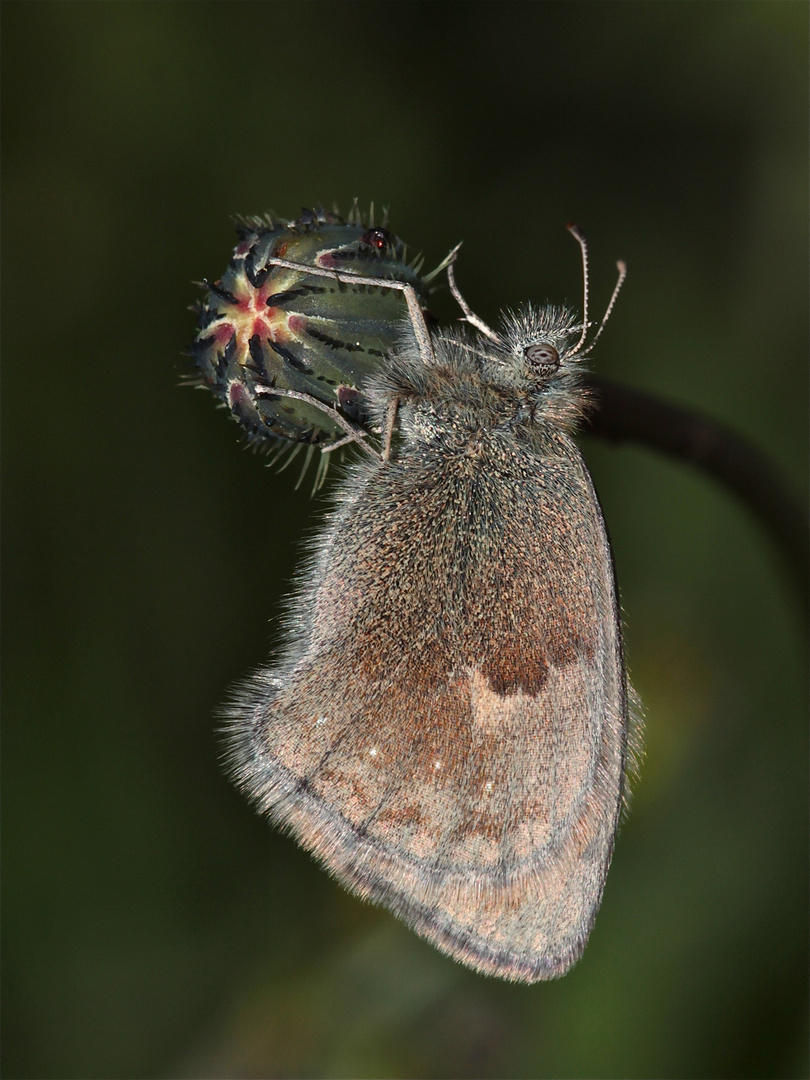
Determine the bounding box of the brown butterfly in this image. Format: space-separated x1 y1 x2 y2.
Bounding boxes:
223 224 640 981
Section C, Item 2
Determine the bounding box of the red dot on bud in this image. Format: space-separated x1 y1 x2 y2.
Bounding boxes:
359 228 391 251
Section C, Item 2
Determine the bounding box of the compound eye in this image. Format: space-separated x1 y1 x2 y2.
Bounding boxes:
524 342 560 377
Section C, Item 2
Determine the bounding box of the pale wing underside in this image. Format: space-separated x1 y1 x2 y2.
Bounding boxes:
227 442 627 981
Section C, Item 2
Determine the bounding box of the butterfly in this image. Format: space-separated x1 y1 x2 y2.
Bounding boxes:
205 218 639 981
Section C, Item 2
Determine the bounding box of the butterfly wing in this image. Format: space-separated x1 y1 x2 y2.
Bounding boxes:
227 435 628 982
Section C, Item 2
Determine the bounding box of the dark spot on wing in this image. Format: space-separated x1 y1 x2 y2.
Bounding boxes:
476 614 593 696
480 648 550 695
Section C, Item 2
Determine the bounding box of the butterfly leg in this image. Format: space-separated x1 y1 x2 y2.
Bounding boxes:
382 396 400 462
253 384 383 462
257 256 436 367
446 261 501 344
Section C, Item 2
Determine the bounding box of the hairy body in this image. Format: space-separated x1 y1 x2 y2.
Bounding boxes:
227 315 632 982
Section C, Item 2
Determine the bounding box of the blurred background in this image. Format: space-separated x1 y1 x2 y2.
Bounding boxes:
3 3 807 1078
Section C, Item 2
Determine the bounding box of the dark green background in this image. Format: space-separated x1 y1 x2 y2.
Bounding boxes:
3 3 807 1077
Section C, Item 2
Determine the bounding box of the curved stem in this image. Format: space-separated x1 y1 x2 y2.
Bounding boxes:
582 375 809 616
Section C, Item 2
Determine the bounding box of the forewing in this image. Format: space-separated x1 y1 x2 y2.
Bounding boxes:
227 438 627 982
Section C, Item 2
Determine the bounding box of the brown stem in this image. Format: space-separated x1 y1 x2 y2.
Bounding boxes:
582 375 809 616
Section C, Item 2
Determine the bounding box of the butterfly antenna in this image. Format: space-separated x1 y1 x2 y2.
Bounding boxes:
588 260 627 350
566 223 591 357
